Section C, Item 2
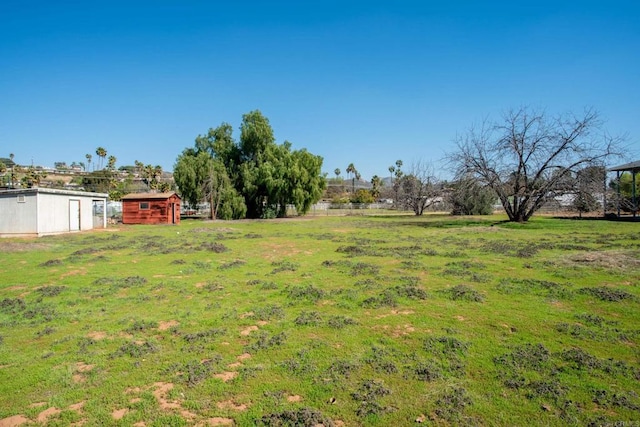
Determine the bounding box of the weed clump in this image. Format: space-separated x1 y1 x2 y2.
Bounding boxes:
361 290 397 308
410 360 443 382
93 276 147 289
393 284 428 300
593 389 640 410
270 260 299 274
200 242 229 253
578 286 636 302
433 386 473 423
336 245 369 256
363 346 399 374
326 315 357 329
0 298 26 314
494 343 550 372
39 259 63 267
294 311 322 326
35 326 56 337
440 284 484 302
23 304 57 322
164 357 222 386
182 328 226 343
245 331 287 353
125 319 159 333
351 379 393 418
112 341 159 358
496 278 573 299
252 304 285 321
258 407 334 426
286 284 326 303
326 359 360 380
350 262 380 276
219 259 246 270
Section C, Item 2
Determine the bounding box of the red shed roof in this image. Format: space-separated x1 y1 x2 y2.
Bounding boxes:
121 192 180 200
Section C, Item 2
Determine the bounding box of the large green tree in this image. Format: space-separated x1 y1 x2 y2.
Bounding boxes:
175 110 325 219
174 110 326 218
174 149 246 220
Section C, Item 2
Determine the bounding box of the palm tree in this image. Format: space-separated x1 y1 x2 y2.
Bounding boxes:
107 155 117 171
346 163 355 180
96 147 107 170
334 168 341 179
346 163 358 194
85 154 92 171
9 153 15 188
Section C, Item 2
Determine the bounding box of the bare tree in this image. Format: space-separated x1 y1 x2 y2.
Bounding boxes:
448 107 621 222
398 160 441 215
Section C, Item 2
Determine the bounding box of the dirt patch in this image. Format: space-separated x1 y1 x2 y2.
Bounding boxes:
227 362 242 369
239 311 254 319
75 362 94 373
237 353 251 361
37 407 60 423
214 371 238 382
0 242 52 252
87 331 107 340
216 400 248 411
259 242 305 259
4 286 26 292
287 395 302 402
200 418 235 426
158 320 179 331
68 401 85 413
60 268 87 279
112 409 128 420
565 250 640 270
376 309 415 319
152 382 181 410
0 414 29 427
240 325 259 336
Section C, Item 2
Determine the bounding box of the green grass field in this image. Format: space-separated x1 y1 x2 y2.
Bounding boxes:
1 214 639 426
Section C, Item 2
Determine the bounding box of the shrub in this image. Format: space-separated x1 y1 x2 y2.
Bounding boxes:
433 386 473 422
258 407 334 426
578 286 636 302
326 315 357 329
111 341 159 358
351 379 393 418
294 311 322 326
286 284 325 303
440 284 484 302
361 290 397 308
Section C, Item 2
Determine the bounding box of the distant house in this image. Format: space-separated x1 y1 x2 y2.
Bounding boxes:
0 188 107 237
121 192 181 225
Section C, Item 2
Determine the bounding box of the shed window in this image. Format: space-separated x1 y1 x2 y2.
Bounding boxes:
140 202 150 210
17 195 25 203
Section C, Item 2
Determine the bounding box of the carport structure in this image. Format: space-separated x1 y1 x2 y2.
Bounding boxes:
609 160 640 219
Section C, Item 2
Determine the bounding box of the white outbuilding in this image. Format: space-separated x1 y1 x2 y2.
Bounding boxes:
0 188 108 237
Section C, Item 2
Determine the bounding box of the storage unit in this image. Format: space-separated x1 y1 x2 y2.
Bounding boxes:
0 188 108 237
121 192 181 225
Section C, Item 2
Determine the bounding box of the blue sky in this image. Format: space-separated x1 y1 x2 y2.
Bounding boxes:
1 1 638 180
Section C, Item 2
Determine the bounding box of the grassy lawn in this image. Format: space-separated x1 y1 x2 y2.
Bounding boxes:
1 214 639 426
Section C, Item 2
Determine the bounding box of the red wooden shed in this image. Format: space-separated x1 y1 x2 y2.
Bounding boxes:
121 192 181 225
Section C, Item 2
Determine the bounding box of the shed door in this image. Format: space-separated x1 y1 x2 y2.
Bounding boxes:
69 199 81 231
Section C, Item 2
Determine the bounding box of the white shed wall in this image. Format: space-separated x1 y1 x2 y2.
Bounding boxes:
0 189 107 237
0 192 38 234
